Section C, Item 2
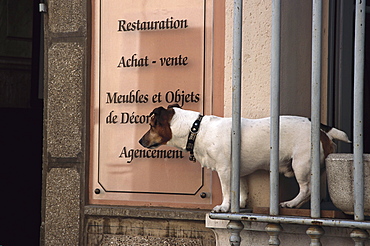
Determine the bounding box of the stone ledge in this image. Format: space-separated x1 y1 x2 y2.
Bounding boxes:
85 205 209 221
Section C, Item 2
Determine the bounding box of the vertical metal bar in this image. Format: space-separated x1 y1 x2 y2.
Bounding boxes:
353 0 366 222
311 0 323 219
270 0 281 216
228 0 244 245
231 0 243 215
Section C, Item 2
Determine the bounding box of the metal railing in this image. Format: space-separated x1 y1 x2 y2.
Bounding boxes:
209 0 370 245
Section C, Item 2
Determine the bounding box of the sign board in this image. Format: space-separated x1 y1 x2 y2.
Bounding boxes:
90 0 222 208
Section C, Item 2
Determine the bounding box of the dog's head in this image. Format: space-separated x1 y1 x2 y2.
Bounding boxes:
139 104 180 149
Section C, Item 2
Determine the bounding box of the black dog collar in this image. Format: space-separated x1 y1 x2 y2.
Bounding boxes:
186 114 203 162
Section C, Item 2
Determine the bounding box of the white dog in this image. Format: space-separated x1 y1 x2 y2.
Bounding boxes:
139 105 351 212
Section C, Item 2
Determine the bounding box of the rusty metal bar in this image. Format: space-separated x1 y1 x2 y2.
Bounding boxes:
209 213 370 230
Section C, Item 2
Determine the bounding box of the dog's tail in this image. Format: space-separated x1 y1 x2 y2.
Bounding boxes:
320 123 351 143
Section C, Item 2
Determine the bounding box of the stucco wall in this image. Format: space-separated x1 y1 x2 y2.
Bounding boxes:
224 0 272 119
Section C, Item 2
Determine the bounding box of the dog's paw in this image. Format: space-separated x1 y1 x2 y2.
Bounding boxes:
280 201 290 208
280 201 297 208
280 198 308 209
212 204 230 213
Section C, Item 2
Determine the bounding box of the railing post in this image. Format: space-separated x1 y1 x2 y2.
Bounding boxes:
353 0 366 222
306 226 325 246
265 223 283 245
228 0 244 244
227 221 244 246
310 0 323 219
350 229 369 246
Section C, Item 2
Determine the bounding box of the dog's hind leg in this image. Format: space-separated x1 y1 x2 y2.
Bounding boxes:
280 158 311 208
240 176 248 209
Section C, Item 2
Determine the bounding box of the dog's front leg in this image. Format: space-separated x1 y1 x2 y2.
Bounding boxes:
212 168 231 213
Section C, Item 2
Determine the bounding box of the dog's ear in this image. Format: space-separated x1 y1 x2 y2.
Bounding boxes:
149 106 166 118
149 106 175 126
168 104 181 109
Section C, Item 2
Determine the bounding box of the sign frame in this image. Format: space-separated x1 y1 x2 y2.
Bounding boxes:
89 0 225 209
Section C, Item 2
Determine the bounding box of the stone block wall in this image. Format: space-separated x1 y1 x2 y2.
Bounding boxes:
41 0 88 245
85 207 215 246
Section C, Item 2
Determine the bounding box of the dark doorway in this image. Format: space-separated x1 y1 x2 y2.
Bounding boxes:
329 0 370 153
0 1 42 245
